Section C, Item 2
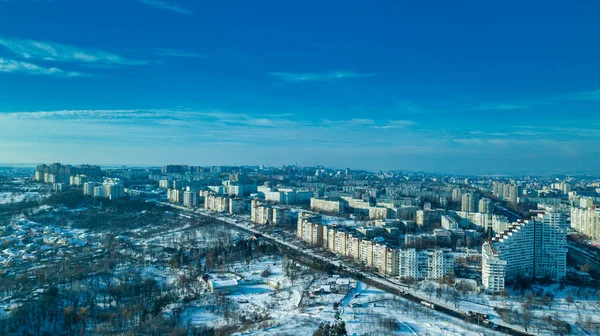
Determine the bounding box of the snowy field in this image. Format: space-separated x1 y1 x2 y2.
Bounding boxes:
0 191 45 204
175 256 503 336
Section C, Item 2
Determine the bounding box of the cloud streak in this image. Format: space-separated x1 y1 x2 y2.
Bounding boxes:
134 0 193 15
2 108 599 173
154 48 204 58
0 58 83 77
0 37 147 66
269 70 377 82
561 89 600 102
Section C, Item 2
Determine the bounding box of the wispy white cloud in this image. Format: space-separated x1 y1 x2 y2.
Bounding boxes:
0 58 83 77
2 108 599 173
269 70 377 82
468 103 529 111
0 37 147 65
154 48 204 58
371 120 416 129
134 0 193 15
561 89 600 102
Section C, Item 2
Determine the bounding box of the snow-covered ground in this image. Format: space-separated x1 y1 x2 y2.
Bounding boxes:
487 283 600 335
176 256 504 336
0 191 45 204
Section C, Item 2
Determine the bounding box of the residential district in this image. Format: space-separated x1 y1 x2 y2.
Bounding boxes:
2 162 600 335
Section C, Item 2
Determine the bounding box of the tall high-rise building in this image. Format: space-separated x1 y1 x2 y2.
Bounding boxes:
461 193 476 212
508 184 520 204
482 212 567 293
478 198 493 214
571 206 600 239
451 188 463 202
183 190 198 207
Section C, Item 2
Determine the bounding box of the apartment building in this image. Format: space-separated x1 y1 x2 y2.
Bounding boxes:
310 197 344 213
250 199 287 225
571 204 600 239
183 190 198 207
204 194 230 213
481 212 567 293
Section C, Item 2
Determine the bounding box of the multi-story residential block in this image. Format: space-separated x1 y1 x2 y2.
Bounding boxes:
34 170 44 182
461 193 477 212
492 215 510 235
334 230 348 256
441 215 459 230
168 188 184 204
368 206 389 219
183 190 198 207
373 242 388 274
395 248 454 280
359 239 374 266
427 249 454 279
69 174 87 186
310 197 344 213
571 205 600 239
481 243 507 293
83 182 100 196
250 199 286 224
205 194 230 212
93 186 105 198
296 212 323 245
416 209 441 226
478 198 493 214
452 188 463 202
158 179 170 189
482 212 567 293
103 181 124 200
508 184 520 204
346 233 360 260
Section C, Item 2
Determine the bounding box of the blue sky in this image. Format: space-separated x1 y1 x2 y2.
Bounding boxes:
0 0 599 174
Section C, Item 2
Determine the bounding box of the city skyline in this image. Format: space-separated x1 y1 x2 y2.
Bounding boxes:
1 0 600 173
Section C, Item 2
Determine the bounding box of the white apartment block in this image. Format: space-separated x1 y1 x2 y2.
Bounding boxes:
482 212 567 293
373 242 388 274
310 197 344 213
394 248 453 280
103 181 124 200
183 191 198 207
571 205 600 239
479 198 493 214
250 199 286 224
536 212 567 280
158 179 170 189
481 242 507 293
441 215 459 230
455 211 491 230
295 216 453 279
346 234 360 260
334 230 348 256
368 206 390 220
340 196 371 210
296 212 323 245
491 215 510 235
427 249 454 279
83 179 123 200
93 186 105 198
168 188 183 204
461 193 476 212
359 239 374 266
204 194 230 213
83 182 100 196
70 174 87 186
